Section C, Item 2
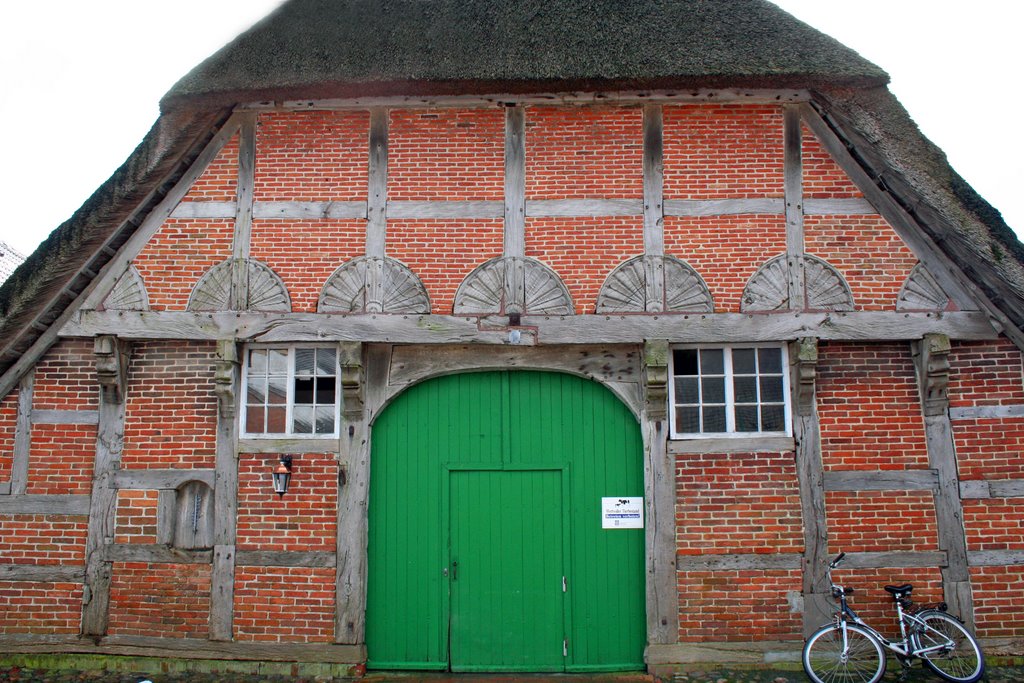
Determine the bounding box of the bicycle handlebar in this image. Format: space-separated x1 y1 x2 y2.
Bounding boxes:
829 552 846 569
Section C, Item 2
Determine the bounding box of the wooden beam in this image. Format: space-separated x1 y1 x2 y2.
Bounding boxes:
62 310 999 346
839 551 948 569
667 436 795 455
105 544 212 564
783 105 805 310
676 553 802 571
0 495 89 515
950 404 1024 420
960 478 1024 499
229 112 258 311
526 199 642 217
967 550 1024 567
236 551 337 568
804 198 876 215
387 200 503 219
643 105 665 312
823 469 938 491
210 340 241 641
31 409 98 425
0 564 85 582
663 198 783 217
790 339 830 636
112 468 216 490
10 372 33 495
504 106 526 258
82 338 129 636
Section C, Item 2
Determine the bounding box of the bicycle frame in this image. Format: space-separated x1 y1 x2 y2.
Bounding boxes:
831 586 954 660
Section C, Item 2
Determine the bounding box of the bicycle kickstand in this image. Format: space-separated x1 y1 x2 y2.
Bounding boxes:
896 655 913 683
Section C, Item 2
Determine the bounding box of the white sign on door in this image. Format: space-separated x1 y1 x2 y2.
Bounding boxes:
601 497 644 529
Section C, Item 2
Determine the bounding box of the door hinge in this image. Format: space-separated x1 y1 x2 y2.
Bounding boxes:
562 575 567 592
563 638 568 657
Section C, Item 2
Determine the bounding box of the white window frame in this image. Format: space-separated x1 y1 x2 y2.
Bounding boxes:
669 343 792 440
240 344 341 438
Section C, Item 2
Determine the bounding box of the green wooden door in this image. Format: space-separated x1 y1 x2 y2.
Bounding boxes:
366 371 645 672
449 469 565 671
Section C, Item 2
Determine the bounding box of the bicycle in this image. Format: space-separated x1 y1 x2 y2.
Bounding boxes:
802 552 984 683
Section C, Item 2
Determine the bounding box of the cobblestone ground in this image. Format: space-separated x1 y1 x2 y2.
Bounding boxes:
3 666 1024 682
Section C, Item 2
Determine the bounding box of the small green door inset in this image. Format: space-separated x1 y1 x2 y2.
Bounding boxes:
450 469 565 671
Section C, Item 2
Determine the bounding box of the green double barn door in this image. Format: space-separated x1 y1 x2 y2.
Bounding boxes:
366 371 645 672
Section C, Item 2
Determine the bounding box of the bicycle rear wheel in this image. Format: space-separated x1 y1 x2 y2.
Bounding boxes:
912 610 984 683
803 622 886 683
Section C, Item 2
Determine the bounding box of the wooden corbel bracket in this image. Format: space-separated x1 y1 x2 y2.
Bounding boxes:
94 335 131 404
916 333 951 417
339 342 365 424
793 337 818 416
644 339 669 421
214 340 240 418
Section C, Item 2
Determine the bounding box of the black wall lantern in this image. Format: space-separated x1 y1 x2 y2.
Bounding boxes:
272 455 293 497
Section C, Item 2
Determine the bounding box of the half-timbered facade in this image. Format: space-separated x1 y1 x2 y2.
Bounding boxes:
2 0 1024 675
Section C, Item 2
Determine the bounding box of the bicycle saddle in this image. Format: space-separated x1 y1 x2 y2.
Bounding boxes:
884 583 913 596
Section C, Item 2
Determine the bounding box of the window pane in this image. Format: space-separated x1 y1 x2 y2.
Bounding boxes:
702 405 726 432
699 349 724 374
761 376 784 402
733 376 757 403
269 349 288 375
267 407 287 433
268 376 287 404
249 349 267 375
759 347 783 374
293 406 313 434
736 405 758 432
246 378 267 404
315 406 335 434
733 348 756 374
762 404 785 432
701 376 725 403
674 349 698 375
294 377 315 405
295 348 315 375
317 349 337 375
316 376 337 404
245 407 265 434
676 406 699 433
674 377 698 404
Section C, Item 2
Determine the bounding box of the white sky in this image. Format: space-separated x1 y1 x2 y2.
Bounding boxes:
1 1 1021 257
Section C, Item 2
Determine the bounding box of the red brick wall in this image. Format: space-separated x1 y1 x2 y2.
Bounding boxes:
250 219 365 313
27 424 94 495
108 562 211 638
0 582 83 634
32 340 96 411
0 388 18 481
0 515 87 566
234 567 336 642
182 134 238 202
390 109 504 200
677 569 802 642
948 339 1024 408
255 111 369 201
827 567 944 632
237 452 337 552
134 219 234 311
802 125 862 199
804 215 918 310
971 566 1024 638
817 343 930 470
526 106 642 199
114 489 160 545
826 490 938 552
387 219 503 313
525 216 644 313
663 105 783 199
664 215 787 312
675 451 803 554
122 342 217 469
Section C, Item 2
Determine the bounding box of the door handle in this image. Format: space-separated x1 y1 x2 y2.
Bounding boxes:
452 561 458 580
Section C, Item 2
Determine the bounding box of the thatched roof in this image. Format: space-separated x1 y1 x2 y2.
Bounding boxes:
162 0 888 110
1 0 1021 387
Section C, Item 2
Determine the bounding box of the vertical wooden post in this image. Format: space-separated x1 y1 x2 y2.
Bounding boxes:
366 109 389 313
82 336 130 638
336 342 372 644
791 338 830 635
784 105 806 310
642 340 678 645
914 334 975 628
210 339 240 641
643 105 665 313
229 112 257 311
10 371 34 495
503 105 527 318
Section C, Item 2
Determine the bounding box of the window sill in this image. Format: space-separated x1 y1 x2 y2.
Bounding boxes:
668 435 795 455
238 437 340 454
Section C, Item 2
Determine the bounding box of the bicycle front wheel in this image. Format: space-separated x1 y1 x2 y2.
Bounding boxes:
803 622 886 683
913 610 985 683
